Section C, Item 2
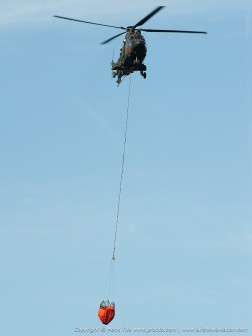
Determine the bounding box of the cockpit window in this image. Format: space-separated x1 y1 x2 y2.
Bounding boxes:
135 35 142 40
127 34 145 45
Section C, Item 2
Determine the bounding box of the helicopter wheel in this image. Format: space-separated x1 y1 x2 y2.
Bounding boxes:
112 71 117 78
140 70 147 79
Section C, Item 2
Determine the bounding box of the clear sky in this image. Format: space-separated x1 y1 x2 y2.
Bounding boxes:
0 1 252 335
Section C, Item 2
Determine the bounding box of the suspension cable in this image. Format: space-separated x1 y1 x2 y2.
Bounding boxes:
112 74 132 260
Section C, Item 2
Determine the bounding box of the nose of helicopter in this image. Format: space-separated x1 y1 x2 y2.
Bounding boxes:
133 41 147 59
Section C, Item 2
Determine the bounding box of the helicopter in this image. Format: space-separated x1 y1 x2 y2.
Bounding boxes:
54 6 207 85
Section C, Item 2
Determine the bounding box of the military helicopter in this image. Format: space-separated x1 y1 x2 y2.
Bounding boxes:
54 6 207 85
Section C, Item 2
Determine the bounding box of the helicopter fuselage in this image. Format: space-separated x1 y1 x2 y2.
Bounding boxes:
121 31 147 66
113 31 147 69
112 30 147 84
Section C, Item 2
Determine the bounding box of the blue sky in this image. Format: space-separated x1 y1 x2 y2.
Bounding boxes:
0 1 252 335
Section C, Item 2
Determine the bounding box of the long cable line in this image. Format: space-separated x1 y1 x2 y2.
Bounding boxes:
112 74 132 261
98 75 132 326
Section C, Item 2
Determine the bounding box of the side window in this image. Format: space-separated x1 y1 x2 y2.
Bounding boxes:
129 36 134 45
125 40 131 48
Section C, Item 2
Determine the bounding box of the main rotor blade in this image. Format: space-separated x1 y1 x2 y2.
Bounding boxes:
141 28 207 34
54 15 125 30
134 6 165 28
101 32 126 45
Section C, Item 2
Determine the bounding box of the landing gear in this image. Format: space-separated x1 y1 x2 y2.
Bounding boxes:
111 59 147 85
116 70 123 85
140 70 147 79
112 67 123 85
140 64 147 79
